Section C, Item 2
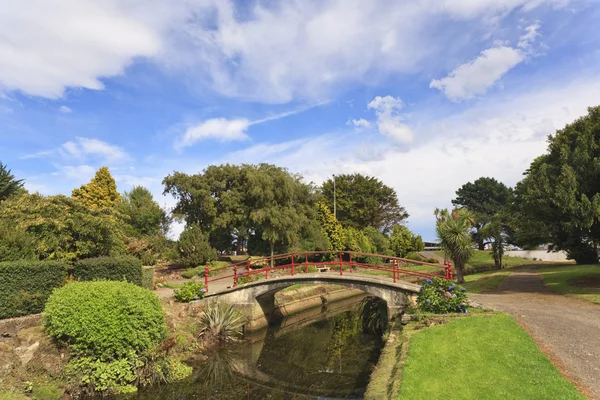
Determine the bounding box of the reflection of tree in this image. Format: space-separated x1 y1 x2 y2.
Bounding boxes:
196 349 236 391
358 296 388 335
325 312 359 371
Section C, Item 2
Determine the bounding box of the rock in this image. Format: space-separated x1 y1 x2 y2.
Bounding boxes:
14 341 40 366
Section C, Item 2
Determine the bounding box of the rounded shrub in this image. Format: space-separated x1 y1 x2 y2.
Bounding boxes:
417 277 468 314
174 282 206 302
44 281 167 359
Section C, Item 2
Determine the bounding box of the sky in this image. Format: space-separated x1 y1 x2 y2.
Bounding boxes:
2 0 600 241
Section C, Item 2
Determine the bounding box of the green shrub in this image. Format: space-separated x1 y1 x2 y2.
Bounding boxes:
178 224 217 267
426 257 440 264
405 252 426 262
73 256 143 286
181 266 203 279
66 356 138 395
44 281 167 359
174 282 206 302
0 260 68 319
198 303 243 344
141 266 154 289
417 277 468 314
236 273 259 285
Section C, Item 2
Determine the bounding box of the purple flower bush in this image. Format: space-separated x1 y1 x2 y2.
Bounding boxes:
417 277 468 314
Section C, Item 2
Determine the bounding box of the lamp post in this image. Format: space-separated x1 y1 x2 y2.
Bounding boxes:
333 174 336 219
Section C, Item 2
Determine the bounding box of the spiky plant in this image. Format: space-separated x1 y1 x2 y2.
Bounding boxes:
434 208 475 283
0 162 24 202
198 303 244 344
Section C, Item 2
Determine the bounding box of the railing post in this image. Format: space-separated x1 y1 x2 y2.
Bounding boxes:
247 260 251 282
339 252 343 276
393 259 397 283
305 252 308 273
291 253 295 276
349 253 353 273
204 265 209 292
233 266 237 287
448 261 453 280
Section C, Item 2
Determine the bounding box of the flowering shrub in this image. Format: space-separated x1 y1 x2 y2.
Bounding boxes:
417 277 468 314
174 282 206 302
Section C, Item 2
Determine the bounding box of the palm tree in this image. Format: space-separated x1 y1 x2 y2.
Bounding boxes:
0 162 24 201
434 208 475 283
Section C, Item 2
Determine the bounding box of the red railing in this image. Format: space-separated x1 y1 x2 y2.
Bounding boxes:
204 251 453 293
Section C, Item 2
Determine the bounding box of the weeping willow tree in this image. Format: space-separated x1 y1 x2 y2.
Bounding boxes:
434 208 475 283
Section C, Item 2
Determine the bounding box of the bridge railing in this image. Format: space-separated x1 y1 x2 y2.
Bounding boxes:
204 251 453 293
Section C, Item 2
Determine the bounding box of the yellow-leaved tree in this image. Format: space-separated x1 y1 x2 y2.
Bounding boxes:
72 166 120 210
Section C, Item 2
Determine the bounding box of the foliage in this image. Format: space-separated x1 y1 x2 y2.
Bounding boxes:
0 219 37 261
174 282 206 302
43 281 167 360
398 315 584 400
513 106 600 263
343 226 372 252
417 277 468 314
316 200 344 250
321 173 408 232
434 208 475 283
358 296 388 335
236 273 259 285
0 162 24 202
0 260 67 319
198 303 244 344
363 226 392 255
73 255 144 286
178 223 217 267
65 356 139 395
120 186 170 237
452 177 512 250
389 225 424 257
141 266 155 290
72 166 120 210
0 193 125 261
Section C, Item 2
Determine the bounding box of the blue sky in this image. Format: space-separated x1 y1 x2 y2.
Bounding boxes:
2 0 600 240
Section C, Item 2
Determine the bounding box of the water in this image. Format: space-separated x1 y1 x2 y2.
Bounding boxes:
133 296 385 399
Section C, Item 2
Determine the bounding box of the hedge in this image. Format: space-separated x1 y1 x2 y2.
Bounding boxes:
73 256 143 286
0 260 68 319
141 266 154 290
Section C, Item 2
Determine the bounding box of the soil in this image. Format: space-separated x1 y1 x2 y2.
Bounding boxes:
471 268 600 399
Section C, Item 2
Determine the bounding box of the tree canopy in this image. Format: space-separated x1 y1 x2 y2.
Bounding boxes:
72 166 120 210
513 106 600 263
435 208 474 283
120 186 169 237
0 162 24 202
321 173 408 233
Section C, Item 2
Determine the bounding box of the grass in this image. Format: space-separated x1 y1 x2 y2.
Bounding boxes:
435 250 539 270
537 264 600 304
398 314 584 400
461 269 512 293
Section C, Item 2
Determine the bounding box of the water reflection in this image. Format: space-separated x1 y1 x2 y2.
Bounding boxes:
132 295 386 399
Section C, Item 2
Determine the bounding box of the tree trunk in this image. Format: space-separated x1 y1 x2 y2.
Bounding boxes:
478 239 485 251
454 259 465 284
270 241 275 268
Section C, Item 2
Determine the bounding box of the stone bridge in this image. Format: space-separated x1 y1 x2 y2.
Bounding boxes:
202 273 421 330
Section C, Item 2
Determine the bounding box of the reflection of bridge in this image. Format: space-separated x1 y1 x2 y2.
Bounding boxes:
202 251 452 330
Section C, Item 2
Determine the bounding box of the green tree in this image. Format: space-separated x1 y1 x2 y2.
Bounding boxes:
178 223 217 267
120 186 169 237
316 200 344 251
363 226 392 255
389 225 423 257
0 193 124 261
434 208 475 283
321 173 408 232
452 177 512 250
514 106 600 264
0 162 24 202
72 166 120 210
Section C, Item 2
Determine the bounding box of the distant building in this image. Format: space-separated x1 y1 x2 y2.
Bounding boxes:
423 241 441 250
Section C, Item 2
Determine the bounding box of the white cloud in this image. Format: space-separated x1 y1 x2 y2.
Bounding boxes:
367 96 414 144
59 106 72 113
0 0 163 98
55 164 97 181
518 22 541 50
430 46 524 101
177 118 250 149
59 137 129 163
349 118 372 129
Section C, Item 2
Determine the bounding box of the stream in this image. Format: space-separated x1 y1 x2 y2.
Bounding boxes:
132 295 386 399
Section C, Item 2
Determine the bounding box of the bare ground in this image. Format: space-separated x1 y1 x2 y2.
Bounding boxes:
470 268 600 399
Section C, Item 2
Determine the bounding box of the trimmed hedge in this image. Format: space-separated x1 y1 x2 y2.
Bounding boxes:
141 266 154 290
0 260 68 319
73 256 143 286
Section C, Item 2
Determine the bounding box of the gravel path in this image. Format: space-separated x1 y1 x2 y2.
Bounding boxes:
471 268 600 399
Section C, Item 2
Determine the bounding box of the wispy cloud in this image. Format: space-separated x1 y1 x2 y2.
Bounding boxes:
59 137 129 163
59 105 72 113
367 96 413 144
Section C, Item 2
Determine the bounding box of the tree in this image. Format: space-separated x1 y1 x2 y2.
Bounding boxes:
452 177 512 250
389 225 424 257
72 166 120 210
0 193 124 261
316 200 344 251
178 223 217 267
0 162 24 202
321 174 408 232
434 208 475 283
514 106 600 264
120 186 169 237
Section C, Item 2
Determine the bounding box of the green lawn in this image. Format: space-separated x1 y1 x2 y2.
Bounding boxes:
398 314 584 400
436 250 539 270
537 264 600 304
462 269 512 293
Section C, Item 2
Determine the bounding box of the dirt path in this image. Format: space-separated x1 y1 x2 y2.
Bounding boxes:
470 268 600 399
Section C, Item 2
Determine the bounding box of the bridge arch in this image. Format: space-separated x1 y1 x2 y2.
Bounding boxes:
203 273 421 331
